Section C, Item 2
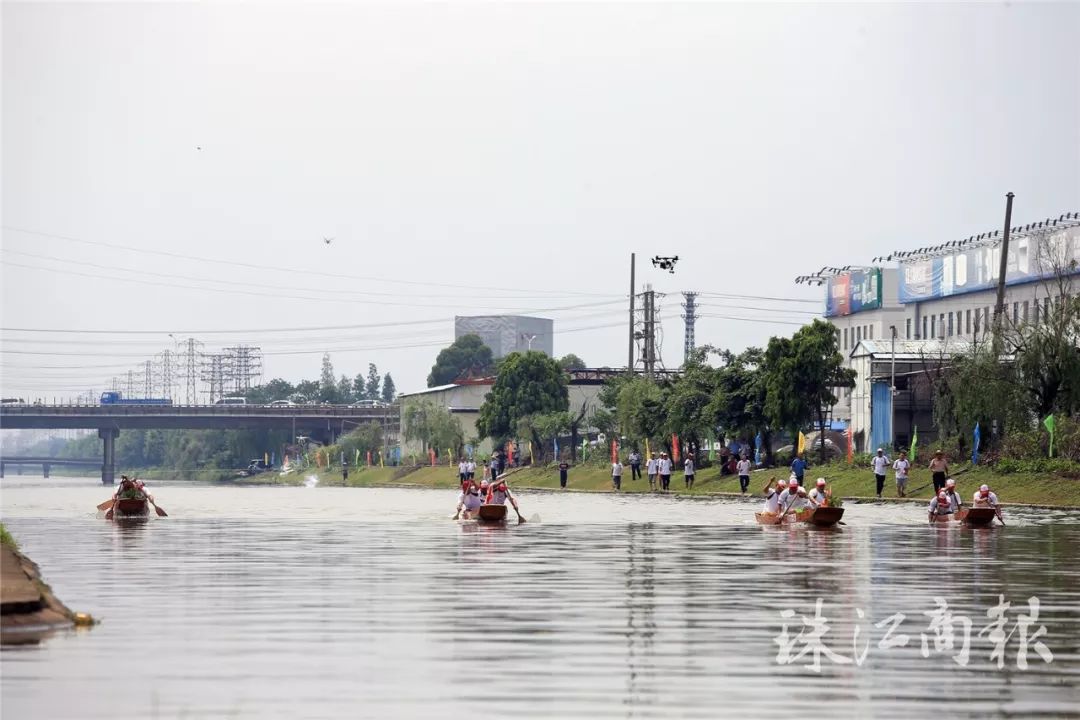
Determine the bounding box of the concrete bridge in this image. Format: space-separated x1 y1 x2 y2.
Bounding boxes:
0 404 399 485
0 456 100 478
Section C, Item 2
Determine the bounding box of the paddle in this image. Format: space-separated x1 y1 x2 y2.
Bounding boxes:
146 496 168 517
105 503 115 521
989 500 1005 526
776 494 795 525
97 498 115 511
910 465 972 496
513 503 525 524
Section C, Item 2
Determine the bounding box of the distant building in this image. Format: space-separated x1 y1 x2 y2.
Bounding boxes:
454 315 553 359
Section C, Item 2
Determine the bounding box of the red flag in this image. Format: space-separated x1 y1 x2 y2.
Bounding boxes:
672 434 680 463
366 450 372 467
429 448 436 467
846 424 854 464
507 442 514 465
611 439 618 463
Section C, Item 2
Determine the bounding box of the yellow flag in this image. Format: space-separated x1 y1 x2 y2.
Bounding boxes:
645 437 651 459
529 441 534 465
446 448 453 466
379 451 384 468
797 432 806 455
264 452 269 466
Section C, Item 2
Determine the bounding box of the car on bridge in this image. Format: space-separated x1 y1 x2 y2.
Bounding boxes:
269 399 297 407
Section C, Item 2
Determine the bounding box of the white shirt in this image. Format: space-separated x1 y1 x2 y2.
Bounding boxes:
779 488 810 511
646 458 658 474
467 461 476 473
458 491 482 511
892 459 910 479
612 462 623 477
658 458 672 475
684 459 694 475
458 462 467 474
809 488 828 506
944 491 962 512
973 491 999 506
737 459 751 476
763 489 782 514
929 497 952 515
872 455 890 474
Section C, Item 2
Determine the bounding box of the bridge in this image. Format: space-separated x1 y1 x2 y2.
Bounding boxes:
0 404 399 485
0 456 99 479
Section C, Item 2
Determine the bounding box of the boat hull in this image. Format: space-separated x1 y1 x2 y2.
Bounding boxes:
113 498 149 517
959 507 998 527
929 512 957 524
801 506 845 527
755 511 796 526
477 504 508 524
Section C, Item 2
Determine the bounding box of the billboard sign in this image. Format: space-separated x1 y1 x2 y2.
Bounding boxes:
824 268 882 317
898 227 1080 303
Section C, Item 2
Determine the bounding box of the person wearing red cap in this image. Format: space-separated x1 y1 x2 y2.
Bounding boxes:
943 477 963 514
972 484 999 508
808 478 830 508
761 477 784 515
453 481 483 520
928 490 954 522
487 476 526 523
778 477 810 514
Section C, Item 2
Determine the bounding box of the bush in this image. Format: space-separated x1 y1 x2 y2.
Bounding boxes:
993 457 1080 477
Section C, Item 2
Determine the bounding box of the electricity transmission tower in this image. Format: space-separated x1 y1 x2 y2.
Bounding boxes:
175 338 204 404
681 291 698 364
223 345 263 395
201 353 226 403
634 284 663 376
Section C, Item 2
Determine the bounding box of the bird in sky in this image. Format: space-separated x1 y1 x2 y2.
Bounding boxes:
323 237 334 245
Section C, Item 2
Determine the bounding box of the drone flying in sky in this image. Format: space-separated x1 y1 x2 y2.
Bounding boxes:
651 255 679 273
323 237 334 246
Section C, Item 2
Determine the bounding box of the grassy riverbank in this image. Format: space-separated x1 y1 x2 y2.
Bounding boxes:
260 460 1079 507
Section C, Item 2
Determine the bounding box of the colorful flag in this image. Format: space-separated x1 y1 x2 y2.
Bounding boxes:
529 441 534 465
1044 414 1056 457
507 442 515 465
645 437 651 460
366 450 372 467
429 448 436 467
554 435 559 460
446 448 453 466
581 438 588 460
797 431 806 456
379 450 384 468
754 432 762 465
672 434 680 462
846 424 854 464
910 425 918 463
972 422 981 465
708 436 716 462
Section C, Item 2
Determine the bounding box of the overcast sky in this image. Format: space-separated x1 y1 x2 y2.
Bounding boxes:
2 1 1078 400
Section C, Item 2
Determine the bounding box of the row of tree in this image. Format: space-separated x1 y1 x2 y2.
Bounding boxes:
245 355 395 405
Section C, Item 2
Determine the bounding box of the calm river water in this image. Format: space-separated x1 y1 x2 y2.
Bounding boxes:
2 476 1079 719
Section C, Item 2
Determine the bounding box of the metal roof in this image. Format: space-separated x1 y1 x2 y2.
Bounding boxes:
849 339 975 360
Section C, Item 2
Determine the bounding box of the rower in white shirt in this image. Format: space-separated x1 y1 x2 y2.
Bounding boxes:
972 484 1000 507
761 477 784 514
808 478 830 507
778 477 811 513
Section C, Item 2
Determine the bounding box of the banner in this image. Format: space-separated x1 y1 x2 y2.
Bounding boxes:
429 448 436 467
898 227 1080 303
824 268 883 317
554 436 559 460
910 426 918 463
754 433 762 465
366 450 372 467
379 450 384 468
507 442 514 465
847 424 854 464
797 432 806 456
1044 414 1056 457
645 438 651 461
672 434 680 463
972 422 981 465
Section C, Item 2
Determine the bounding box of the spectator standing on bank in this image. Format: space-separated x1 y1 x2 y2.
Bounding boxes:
658 452 672 492
684 456 695 490
736 454 752 494
892 450 911 497
559 460 569 489
646 452 658 492
871 448 891 498
629 450 642 481
929 450 950 493
611 458 623 492
790 453 808 486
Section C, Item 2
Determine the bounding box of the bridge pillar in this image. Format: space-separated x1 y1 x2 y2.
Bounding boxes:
43 463 50 479
0 462 4 479
99 428 119 486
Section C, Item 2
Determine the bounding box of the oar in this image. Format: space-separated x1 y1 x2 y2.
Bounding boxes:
910 465 972 496
105 502 115 521
775 495 795 525
97 498 116 511
146 496 168 517
990 501 1005 526
512 502 525 524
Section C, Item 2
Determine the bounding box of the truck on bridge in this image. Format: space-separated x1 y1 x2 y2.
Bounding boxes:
100 392 173 406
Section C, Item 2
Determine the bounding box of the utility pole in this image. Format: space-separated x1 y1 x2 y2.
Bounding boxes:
992 192 1015 347
628 253 636 373
889 324 897 450
681 291 698 364
642 285 657 377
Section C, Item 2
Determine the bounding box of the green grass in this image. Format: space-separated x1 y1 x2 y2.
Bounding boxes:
282 460 1080 507
0 522 17 550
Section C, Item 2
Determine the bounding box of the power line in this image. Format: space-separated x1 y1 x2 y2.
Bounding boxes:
1 225 614 297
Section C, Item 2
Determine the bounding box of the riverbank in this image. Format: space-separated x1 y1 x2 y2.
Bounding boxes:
1 522 93 643
252 461 1080 508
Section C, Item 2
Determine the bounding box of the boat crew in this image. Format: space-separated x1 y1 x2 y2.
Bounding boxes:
761 477 784 515
778 477 811 514
972 484 1000 508
453 482 483 520
487 479 521 512
808 478 830 508
943 478 963 513
928 490 954 521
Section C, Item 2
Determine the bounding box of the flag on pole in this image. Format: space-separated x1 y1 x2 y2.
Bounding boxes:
708 435 716 462
554 435 559 460
672 434 680 462
379 450 384 468
754 432 762 465
610 439 618 463
846 424 854 464
446 448 453 466
507 442 515 465
366 450 372 467
581 438 588 460
972 422 981 465
429 448 436 467
797 431 806 456
910 425 918 463
1044 414 1056 457
529 441 534 465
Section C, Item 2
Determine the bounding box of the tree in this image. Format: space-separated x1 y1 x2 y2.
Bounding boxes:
336 422 385 461
403 399 464 454
319 354 339 403
365 363 381 401
245 378 295 404
517 411 572 463
337 375 354 404
663 348 720 459
477 351 569 442
293 380 319 403
763 320 856 464
558 354 586 371
428 334 495 387
382 373 396 404
709 347 772 463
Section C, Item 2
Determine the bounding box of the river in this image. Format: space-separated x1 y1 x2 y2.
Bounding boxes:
2 475 1079 718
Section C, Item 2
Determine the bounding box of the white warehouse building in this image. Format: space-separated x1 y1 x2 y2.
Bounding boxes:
819 212 1079 453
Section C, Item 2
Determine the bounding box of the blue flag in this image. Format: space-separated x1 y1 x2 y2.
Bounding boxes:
754 432 762 465
553 436 559 459
972 422 981 465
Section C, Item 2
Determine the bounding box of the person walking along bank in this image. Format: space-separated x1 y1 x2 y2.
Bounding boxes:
871 447 890 498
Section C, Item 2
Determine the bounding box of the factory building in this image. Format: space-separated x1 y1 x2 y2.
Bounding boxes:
454 315 554 359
